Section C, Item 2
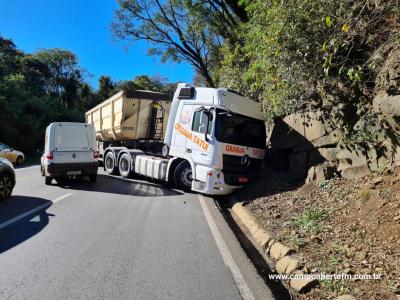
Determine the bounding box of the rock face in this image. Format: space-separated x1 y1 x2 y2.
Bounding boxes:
373 91 400 132
306 163 336 183
269 104 400 180
269 109 343 180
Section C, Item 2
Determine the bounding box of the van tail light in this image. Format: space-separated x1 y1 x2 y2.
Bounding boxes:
93 151 99 160
45 151 53 160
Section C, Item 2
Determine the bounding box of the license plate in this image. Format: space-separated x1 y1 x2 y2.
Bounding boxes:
238 176 249 183
67 170 81 175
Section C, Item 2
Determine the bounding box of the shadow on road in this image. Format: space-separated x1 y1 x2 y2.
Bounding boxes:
58 174 183 197
14 162 40 170
0 196 53 254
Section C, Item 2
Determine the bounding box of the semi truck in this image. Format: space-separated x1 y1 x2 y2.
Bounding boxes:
85 84 266 195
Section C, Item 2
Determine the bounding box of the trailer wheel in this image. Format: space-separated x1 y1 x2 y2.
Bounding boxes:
119 153 133 178
174 161 193 192
104 152 117 175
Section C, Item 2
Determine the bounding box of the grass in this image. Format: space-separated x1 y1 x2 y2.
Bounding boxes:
291 233 306 250
321 279 347 294
294 208 327 234
376 164 386 174
330 255 342 267
318 179 331 188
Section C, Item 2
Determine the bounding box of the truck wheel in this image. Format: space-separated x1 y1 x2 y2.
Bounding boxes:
174 161 193 192
45 176 52 185
104 152 117 175
119 153 133 178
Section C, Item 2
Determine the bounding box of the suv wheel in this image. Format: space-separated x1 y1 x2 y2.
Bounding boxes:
16 156 24 165
0 173 14 200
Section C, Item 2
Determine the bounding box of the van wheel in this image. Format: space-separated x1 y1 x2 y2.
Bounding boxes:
174 161 193 192
89 174 97 183
16 156 24 165
56 177 66 185
119 153 133 178
104 152 117 175
45 176 52 185
40 165 45 176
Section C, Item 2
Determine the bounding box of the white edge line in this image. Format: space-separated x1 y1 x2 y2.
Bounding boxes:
0 193 73 230
199 195 255 300
53 193 73 203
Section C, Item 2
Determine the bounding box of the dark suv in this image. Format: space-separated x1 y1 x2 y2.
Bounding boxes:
0 158 15 200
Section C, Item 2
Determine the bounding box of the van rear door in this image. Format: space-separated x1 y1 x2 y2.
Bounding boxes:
53 124 94 164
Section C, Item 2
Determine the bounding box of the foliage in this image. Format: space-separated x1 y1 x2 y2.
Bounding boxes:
0 36 174 154
218 0 400 122
294 208 327 234
112 0 248 87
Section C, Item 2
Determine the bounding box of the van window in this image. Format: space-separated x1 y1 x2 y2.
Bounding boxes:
55 127 91 150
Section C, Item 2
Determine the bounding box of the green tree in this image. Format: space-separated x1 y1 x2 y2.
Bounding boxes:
34 48 83 108
112 0 239 87
98 75 115 100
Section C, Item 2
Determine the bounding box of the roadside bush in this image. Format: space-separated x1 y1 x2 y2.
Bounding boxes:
219 0 400 123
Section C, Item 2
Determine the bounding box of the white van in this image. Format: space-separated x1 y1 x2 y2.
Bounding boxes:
41 122 99 185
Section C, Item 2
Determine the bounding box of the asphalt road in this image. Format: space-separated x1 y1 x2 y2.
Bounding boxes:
0 166 277 300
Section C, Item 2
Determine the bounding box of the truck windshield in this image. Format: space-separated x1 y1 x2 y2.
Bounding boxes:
215 108 266 149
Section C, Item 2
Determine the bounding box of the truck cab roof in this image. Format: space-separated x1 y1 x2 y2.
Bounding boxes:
177 85 265 121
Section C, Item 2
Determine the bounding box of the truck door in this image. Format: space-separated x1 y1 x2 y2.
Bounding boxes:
171 104 194 156
187 105 213 165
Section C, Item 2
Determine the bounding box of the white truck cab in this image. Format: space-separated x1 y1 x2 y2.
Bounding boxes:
41 122 99 185
161 83 266 195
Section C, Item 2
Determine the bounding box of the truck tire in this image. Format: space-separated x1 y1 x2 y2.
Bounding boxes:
174 161 193 192
118 153 133 178
104 151 117 175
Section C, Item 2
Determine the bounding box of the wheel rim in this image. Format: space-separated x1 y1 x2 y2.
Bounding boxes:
180 166 193 188
105 155 113 170
120 157 129 173
0 175 13 198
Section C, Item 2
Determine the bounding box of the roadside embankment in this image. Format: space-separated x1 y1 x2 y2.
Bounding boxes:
232 168 400 299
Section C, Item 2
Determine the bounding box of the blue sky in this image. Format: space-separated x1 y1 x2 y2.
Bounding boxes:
0 0 194 89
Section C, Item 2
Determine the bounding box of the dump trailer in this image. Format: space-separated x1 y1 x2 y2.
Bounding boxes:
85 90 172 160
86 84 267 195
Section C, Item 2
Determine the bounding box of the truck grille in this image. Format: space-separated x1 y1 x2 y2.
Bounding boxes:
223 154 263 185
222 154 262 175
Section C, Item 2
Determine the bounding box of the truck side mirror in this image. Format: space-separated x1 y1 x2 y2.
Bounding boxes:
198 112 209 135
